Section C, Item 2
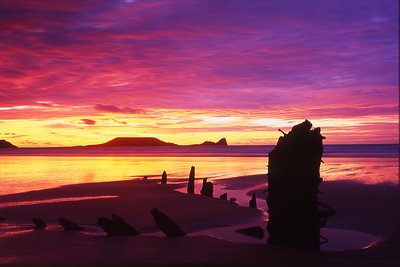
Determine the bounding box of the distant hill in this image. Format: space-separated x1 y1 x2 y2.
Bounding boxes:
85 137 228 147
86 137 176 147
0 139 18 148
194 138 228 146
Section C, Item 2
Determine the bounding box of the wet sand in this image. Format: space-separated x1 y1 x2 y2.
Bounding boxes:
0 176 399 265
232 175 400 235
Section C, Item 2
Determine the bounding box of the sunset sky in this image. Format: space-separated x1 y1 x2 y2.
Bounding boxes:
0 0 398 147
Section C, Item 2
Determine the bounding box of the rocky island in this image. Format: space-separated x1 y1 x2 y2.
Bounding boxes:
195 138 228 147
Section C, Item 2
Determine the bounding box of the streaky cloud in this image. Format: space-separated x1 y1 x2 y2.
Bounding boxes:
95 104 146 114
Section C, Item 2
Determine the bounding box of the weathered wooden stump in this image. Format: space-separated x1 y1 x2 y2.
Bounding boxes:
267 120 333 249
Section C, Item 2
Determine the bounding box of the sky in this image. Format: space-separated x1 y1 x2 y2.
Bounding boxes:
0 0 398 147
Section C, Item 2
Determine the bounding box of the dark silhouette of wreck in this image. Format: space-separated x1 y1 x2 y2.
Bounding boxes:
219 192 228 200
161 170 167 184
249 193 257 208
97 213 140 236
32 218 46 230
235 226 265 240
150 208 186 237
58 217 85 231
267 120 335 249
187 166 195 194
200 178 213 197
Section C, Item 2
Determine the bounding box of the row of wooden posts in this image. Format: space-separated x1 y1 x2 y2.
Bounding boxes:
145 166 258 209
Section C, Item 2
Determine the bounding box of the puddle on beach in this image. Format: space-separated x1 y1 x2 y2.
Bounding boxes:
0 221 378 252
175 180 378 252
319 228 377 251
0 256 19 264
190 221 267 244
191 223 378 252
0 180 380 253
0 223 34 238
0 195 118 208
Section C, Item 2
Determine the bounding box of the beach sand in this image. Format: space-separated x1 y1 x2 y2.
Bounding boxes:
216 174 400 236
0 176 399 265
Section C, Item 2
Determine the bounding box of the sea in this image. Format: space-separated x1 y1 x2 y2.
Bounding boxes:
0 144 398 196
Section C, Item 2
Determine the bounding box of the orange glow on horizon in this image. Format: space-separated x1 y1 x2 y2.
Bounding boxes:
1 106 398 147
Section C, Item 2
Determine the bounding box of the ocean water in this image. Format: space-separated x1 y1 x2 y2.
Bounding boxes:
0 144 398 195
1 144 398 157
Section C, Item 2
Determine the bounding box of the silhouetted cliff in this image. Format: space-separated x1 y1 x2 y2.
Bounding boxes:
0 140 17 148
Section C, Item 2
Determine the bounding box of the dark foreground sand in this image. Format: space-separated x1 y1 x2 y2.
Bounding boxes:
217 174 400 236
0 176 399 266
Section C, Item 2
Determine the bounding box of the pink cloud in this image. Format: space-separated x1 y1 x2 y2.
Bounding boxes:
81 119 96 125
111 118 127 125
0 0 397 144
95 104 146 114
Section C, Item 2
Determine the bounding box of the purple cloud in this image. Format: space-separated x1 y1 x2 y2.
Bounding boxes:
95 104 146 114
0 0 397 144
1 0 397 111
